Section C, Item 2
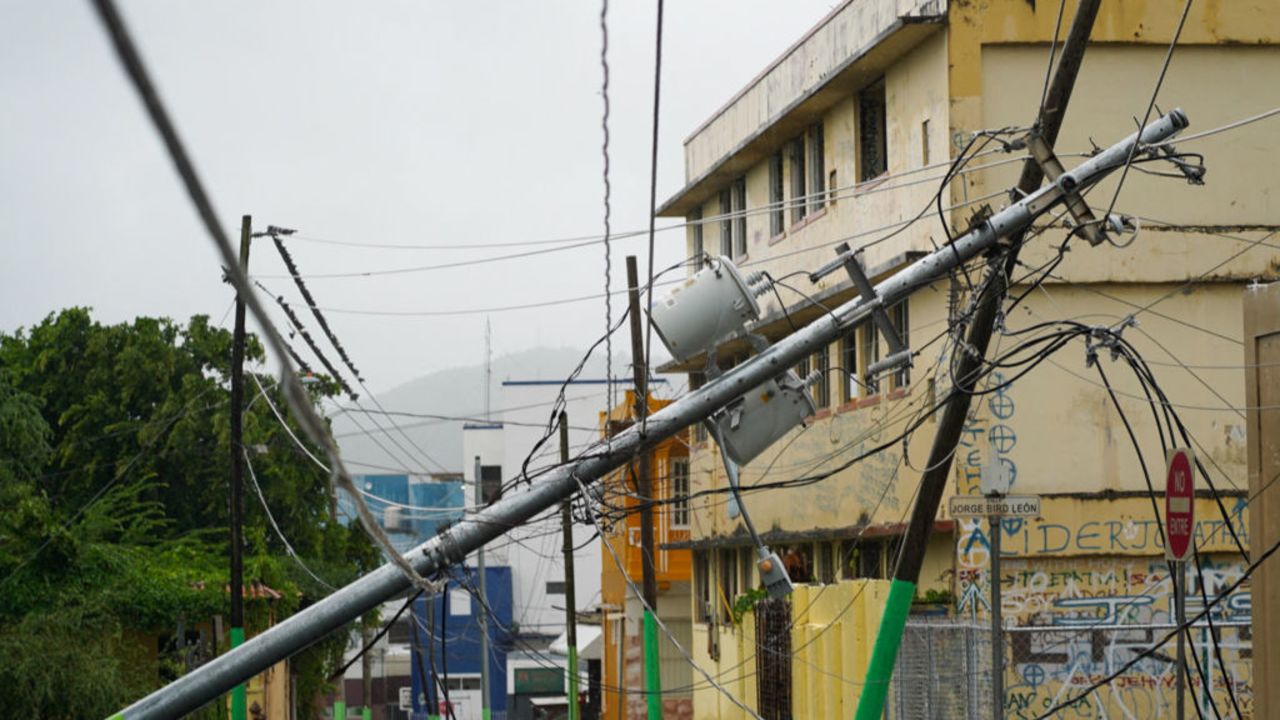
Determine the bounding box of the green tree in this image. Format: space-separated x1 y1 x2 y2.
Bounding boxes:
0 308 377 719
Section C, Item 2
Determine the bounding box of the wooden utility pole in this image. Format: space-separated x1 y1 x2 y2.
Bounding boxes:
854 3 1102 718
559 412 581 720
229 215 252 720
624 256 661 719
1245 281 1280 719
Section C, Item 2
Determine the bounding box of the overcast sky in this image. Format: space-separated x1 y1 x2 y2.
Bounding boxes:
0 1 838 392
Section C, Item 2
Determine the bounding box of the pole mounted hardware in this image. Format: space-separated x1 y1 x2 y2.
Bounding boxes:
113 109 1192 720
809 242 912 381
1026 131 1108 245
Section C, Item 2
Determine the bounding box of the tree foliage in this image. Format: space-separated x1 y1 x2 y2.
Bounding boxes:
0 308 377 718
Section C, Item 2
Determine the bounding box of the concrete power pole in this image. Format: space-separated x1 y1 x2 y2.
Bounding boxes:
560 412 581 720
112 111 1189 719
624 256 662 720
229 214 252 720
853 2 1102 718
474 456 492 720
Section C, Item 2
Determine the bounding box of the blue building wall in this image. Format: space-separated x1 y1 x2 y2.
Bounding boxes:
411 566 514 718
409 480 465 538
340 474 465 554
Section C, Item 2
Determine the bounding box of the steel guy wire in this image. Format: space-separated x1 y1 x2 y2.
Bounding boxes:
599 0 616 422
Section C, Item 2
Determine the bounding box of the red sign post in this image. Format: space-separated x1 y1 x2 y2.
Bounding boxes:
1165 448 1196 561
1165 447 1195 719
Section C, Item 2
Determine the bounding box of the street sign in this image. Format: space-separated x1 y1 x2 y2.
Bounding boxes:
1165 447 1196 561
947 494 1041 518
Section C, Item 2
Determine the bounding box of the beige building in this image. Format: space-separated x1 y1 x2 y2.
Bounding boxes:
656 1 1279 717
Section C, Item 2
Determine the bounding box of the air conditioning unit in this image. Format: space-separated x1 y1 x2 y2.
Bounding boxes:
383 506 408 532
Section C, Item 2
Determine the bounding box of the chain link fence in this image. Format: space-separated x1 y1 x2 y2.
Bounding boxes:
888 618 993 720
885 618 1252 719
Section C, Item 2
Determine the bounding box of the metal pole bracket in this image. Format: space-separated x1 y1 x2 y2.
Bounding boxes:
1026 131 1106 245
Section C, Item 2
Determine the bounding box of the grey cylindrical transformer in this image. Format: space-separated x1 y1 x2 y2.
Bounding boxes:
650 256 761 362
716 371 816 466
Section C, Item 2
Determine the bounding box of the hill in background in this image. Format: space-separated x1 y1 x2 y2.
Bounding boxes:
331 346 612 474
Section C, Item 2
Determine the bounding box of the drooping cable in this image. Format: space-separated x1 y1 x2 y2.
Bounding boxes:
255 279 355 397
270 234 365 384
329 590 422 682
87 0 436 594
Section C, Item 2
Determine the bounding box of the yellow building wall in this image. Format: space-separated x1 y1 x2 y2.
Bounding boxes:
686 29 952 302
671 2 1276 717
688 579 891 720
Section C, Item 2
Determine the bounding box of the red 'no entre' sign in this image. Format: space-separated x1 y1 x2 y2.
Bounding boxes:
1165 448 1195 562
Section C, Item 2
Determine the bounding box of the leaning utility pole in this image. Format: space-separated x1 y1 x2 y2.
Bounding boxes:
111 111 1187 720
559 412 581 720
625 255 662 720
228 214 252 720
853 2 1102 718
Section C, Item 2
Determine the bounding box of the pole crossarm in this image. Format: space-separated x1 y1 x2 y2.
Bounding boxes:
111 110 1190 720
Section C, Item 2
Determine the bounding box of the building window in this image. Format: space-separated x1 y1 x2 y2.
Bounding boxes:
740 546 756 593
819 542 835 584
858 541 883 579
769 151 784 237
719 189 732 257
811 349 830 408
480 464 503 504
780 544 813 584
789 136 807 226
862 323 880 395
808 122 825 213
731 177 747 258
694 550 711 622
921 118 931 166
546 581 566 595
719 547 738 625
840 330 858 403
839 540 856 580
892 301 910 388
670 458 690 528
690 207 703 265
858 78 888 181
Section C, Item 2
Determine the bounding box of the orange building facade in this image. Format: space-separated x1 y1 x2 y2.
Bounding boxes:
599 392 694 720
